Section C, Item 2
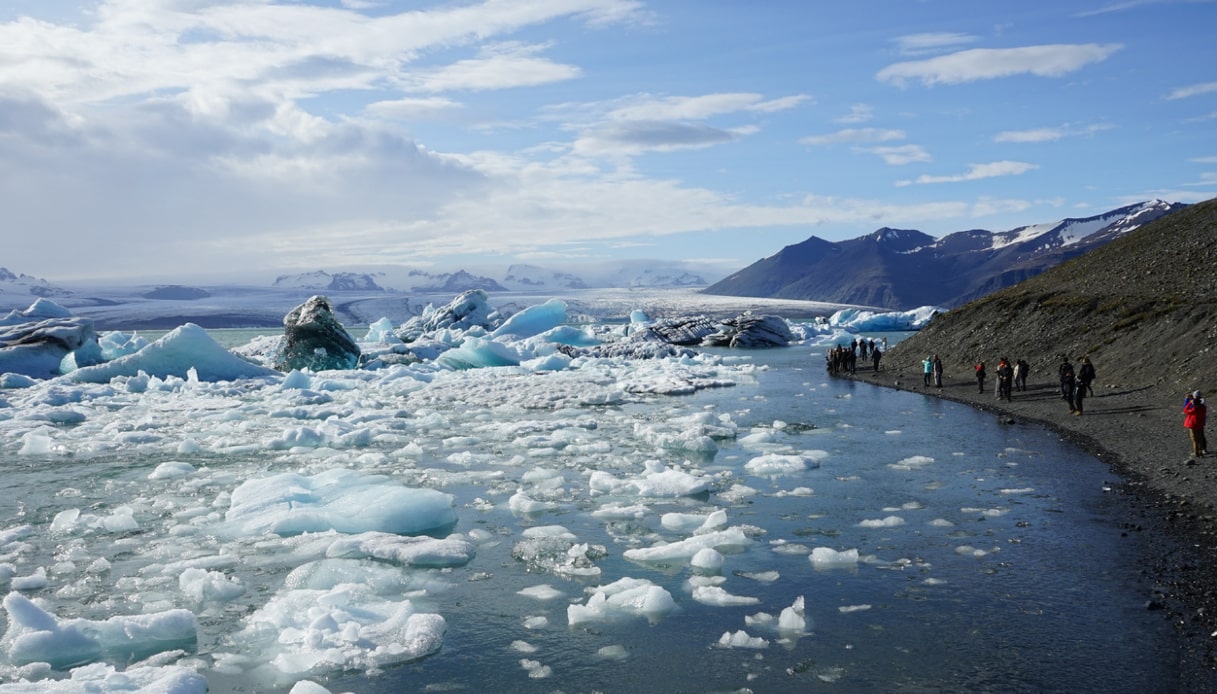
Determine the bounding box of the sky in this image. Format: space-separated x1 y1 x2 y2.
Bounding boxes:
1 0 1215 284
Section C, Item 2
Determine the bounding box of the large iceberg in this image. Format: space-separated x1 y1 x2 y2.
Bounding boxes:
68 323 280 383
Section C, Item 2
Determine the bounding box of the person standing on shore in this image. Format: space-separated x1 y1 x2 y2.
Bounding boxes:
1184 391 1208 458
932 354 943 388
1059 356 1077 413
974 361 986 394
1015 359 1030 392
872 346 882 371
997 358 1014 401
923 356 933 387
1073 373 1086 415
1078 357 1096 397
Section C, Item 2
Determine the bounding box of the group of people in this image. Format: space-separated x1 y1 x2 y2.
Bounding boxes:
826 338 884 374
970 357 1030 400
921 354 943 387
1056 355 1096 415
870 345 1210 462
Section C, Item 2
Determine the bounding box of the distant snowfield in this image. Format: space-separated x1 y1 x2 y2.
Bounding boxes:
0 283 865 330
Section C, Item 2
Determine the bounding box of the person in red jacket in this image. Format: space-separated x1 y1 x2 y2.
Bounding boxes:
1184 390 1208 458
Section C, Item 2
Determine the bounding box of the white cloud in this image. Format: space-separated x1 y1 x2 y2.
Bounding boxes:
606 93 809 121
876 44 1123 87
897 161 1038 186
867 145 932 166
365 96 464 119
835 104 874 124
994 123 1113 143
799 128 905 146
407 42 582 92
1167 81 1217 100
892 32 980 56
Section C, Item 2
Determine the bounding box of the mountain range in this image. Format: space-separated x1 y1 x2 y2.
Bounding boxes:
703 200 1186 311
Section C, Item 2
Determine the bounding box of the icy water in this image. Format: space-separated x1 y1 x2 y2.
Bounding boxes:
0 331 1179 692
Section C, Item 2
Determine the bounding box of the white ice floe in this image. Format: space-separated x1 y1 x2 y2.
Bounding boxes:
809 547 860 569
1 591 197 670
223 469 457 537
567 577 676 625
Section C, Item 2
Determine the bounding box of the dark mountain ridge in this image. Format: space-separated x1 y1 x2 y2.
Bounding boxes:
705 200 1187 310
885 195 1217 397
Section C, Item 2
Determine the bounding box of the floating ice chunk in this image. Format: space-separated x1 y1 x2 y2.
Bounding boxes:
10 567 48 591
102 506 139 533
492 299 567 340
888 455 934 471
232 583 444 682
631 462 711 497
436 337 520 370
623 527 751 564
70 323 280 383
511 640 537 653
567 577 676 625
717 630 768 649
224 469 457 537
839 604 871 613
325 531 475 568
858 516 905 528
0 372 38 389
597 644 629 660
148 461 195 480
2 591 197 669
744 453 818 476
518 584 565 601
590 503 650 520
809 547 860 569
523 616 549 629
778 596 806 633
179 567 246 604
362 317 402 345
0 662 208 693
738 570 780 583
508 491 562 516
690 547 725 573
289 681 336 694
827 306 943 331
692 585 759 606
523 353 572 372
520 658 553 678
660 509 726 533
511 527 604 577
955 545 998 558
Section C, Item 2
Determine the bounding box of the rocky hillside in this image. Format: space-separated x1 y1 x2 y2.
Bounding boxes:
883 196 1217 394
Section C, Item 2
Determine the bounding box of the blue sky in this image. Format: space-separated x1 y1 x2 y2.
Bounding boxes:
1 0 1214 283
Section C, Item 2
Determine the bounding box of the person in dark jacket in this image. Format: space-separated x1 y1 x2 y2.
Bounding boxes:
1058 356 1076 411
1078 356 1096 397
974 361 986 394
1015 359 1030 392
996 358 1014 401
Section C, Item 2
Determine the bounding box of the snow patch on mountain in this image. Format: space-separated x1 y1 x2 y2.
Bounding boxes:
272 271 386 292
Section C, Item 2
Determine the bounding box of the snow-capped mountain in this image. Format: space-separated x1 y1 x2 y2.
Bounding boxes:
0 267 71 298
704 200 1187 310
500 264 588 291
406 270 506 293
272 270 387 292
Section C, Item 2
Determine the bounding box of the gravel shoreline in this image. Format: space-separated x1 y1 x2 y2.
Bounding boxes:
835 361 1217 687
